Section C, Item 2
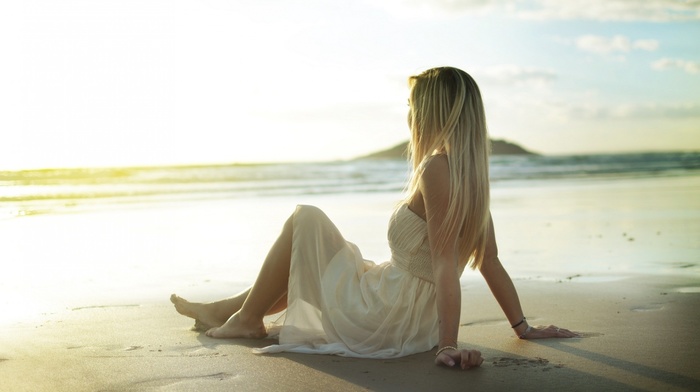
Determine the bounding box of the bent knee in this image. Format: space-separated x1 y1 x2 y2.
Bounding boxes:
294 204 323 217
292 205 327 227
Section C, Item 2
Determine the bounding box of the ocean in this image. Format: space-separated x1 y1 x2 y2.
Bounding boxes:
1 152 699 323
2 152 699 219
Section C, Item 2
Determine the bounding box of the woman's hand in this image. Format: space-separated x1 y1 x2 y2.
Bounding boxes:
434 348 484 370
520 324 579 339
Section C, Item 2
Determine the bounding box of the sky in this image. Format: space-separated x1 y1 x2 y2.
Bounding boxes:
2 0 699 169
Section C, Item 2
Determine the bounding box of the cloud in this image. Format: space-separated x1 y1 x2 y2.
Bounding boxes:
575 35 660 55
632 39 661 51
652 58 700 75
517 0 700 21
477 65 557 86
549 101 700 121
373 0 700 21
396 0 504 12
367 0 508 18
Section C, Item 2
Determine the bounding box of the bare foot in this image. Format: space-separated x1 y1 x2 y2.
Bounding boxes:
170 294 226 329
205 312 267 339
192 319 214 332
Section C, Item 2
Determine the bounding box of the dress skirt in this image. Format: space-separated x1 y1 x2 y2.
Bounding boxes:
254 205 439 358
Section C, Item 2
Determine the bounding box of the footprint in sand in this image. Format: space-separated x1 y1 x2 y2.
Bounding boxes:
491 357 564 372
66 345 144 352
126 372 236 389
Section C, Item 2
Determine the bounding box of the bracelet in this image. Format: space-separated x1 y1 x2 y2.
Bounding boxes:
511 317 526 329
518 325 533 339
435 346 458 356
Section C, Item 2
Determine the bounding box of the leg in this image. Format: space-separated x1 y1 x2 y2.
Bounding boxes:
171 290 288 331
170 288 249 331
205 214 294 338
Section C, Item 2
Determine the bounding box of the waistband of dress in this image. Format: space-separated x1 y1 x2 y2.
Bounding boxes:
389 256 435 283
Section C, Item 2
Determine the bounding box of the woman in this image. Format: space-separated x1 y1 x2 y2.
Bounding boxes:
171 66 577 370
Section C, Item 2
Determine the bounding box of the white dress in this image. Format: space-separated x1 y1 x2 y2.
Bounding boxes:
256 204 451 358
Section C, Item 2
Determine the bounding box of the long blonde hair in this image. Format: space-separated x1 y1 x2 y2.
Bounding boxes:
406 67 491 270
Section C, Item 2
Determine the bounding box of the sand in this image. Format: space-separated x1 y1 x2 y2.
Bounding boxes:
1 174 698 391
1 275 698 391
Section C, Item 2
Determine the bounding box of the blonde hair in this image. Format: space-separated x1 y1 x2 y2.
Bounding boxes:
406 67 491 270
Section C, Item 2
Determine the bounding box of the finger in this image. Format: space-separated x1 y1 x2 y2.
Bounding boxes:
438 353 456 367
471 350 483 368
550 326 581 338
527 325 554 339
469 355 485 369
460 351 470 370
551 326 575 337
461 350 482 369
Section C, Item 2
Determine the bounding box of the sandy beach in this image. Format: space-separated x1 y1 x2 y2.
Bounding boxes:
0 276 698 391
1 174 698 391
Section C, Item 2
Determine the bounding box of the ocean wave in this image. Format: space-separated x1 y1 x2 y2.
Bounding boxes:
1 152 698 218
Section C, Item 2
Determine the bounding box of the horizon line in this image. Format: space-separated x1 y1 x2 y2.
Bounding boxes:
2 149 699 173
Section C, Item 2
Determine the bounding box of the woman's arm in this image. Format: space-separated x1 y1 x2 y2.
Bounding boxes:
480 214 578 339
479 215 529 336
420 156 483 369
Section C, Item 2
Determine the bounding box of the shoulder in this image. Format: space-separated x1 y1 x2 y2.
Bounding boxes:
419 154 450 185
418 154 450 197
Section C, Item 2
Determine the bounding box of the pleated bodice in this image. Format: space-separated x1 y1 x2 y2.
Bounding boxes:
388 204 434 282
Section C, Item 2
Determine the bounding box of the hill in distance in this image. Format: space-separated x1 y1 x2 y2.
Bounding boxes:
358 139 536 160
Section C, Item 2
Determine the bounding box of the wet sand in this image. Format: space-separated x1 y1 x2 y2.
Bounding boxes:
0 275 698 391
1 174 698 391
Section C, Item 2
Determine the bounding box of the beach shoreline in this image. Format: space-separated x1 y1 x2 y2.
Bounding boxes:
0 274 698 391
1 172 698 390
